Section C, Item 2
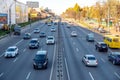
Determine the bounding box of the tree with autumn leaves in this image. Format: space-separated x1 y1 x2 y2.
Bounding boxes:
62 0 120 27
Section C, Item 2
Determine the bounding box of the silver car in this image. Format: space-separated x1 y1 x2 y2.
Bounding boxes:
4 46 19 58
82 55 98 66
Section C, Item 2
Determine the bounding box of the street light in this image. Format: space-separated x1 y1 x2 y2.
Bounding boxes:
9 0 16 36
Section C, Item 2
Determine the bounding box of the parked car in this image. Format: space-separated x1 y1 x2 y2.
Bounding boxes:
95 42 108 52
82 55 98 66
46 36 55 45
23 33 31 39
108 52 120 65
34 28 40 33
4 46 19 58
71 31 77 37
33 50 48 69
29 38 39 49
86 33 94 42
39 32 46 37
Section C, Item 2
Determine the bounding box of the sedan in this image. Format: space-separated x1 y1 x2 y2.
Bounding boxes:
4 46 19 58
71 31 77 37
34 28 40 33
108 52 120 65
23 33 31 39
82 55 98 66
39 32 46 37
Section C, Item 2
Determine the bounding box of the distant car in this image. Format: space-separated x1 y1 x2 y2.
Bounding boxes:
23 33 31 39
67 26 70 28
108 52 120 65
29 38 39 49
46 36 55 45
47 23 51 26
95 42 108 52
4 46 19 58
51 27 56 32
34 28 40 33
54 22 57 25
71 31 77 37
33 50 48 69
86 33 94 42
39 32 46 37
82 55 98 66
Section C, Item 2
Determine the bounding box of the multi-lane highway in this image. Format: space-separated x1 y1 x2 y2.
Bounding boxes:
0 19 120 80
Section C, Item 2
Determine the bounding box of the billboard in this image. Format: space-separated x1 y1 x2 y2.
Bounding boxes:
27 1 39 8
0 13 8 24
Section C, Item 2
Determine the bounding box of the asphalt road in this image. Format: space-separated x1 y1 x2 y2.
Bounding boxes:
0 19 120 80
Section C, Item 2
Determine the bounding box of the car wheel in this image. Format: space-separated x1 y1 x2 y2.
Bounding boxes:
112 60 116 65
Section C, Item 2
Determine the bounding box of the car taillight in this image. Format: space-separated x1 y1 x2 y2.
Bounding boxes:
86 60 89 63
96 60 98 64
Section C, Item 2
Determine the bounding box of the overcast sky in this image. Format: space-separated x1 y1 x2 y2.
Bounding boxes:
19 0 104 15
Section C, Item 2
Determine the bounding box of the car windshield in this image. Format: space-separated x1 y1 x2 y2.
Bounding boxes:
48 37 53 39
88 57 96 60
7 48 15 51
101 43 107 46
30 40 37 43
35 55 45 60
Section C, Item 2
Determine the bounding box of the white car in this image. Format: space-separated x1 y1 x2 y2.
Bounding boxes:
46 36 55 44
82 55 98 66
4 46 19 58
34 28 40 33
71 31 77 37
51 27 56 32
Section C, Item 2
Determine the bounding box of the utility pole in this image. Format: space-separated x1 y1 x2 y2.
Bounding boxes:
107 0 110 33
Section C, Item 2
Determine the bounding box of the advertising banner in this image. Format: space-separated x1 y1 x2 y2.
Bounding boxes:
0 13 8 24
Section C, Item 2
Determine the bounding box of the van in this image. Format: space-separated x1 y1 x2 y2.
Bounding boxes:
86 33 94 42
33 50 48 69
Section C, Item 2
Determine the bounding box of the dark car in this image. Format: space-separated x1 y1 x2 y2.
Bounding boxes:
95 42 108 52
29 38 39 49
108 52 120 65
23 33 31 39
86 33 94 42
33 50 48 69
39 32 46 37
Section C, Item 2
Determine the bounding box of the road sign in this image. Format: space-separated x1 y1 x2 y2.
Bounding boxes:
0 13 8 24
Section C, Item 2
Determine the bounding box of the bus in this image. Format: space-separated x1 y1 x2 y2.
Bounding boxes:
103 35 120 48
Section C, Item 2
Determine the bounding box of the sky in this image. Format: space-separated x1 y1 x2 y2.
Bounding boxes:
19 0 102 15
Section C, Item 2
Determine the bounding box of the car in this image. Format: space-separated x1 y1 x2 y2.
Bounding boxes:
51 27 56 32
47 23 52 26
23 33 31 39
95 42 108 52
4 46 19 58
108 52 120 65
34 28 40 33
29 38 39 49
46 36 55 45
39 32 46 37
86 33 94 42
82 55 98 66
33 50 48 69
71 31 77 37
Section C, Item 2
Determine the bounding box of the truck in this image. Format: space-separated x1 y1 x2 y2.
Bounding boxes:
13 24 21 35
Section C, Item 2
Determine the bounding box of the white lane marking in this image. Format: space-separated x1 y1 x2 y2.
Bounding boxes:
49 44 56 80
13 58 18 62
23 49 26 52
15 39 23 46
101 58 105 63
114 72 120 79
0 73 4 77
26 72 31 80
0 53 4 57
89 72 95 80
76 48 79 52
65 58 71 80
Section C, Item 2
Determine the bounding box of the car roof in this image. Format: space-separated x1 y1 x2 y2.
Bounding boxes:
36 50 47 55
98 42 105 44
31 38 38 40
47 36 54 38
85 55 95 57
8 46 17 49
111 52 120 55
